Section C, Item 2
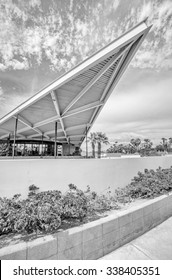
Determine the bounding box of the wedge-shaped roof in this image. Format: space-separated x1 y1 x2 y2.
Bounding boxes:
0 20 151 146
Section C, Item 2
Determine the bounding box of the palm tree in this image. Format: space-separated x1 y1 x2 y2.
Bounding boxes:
88 132 97 158
130 138 141 153
168 138 172 152
96 132 109 158
140 138 153 156
161 138 167 151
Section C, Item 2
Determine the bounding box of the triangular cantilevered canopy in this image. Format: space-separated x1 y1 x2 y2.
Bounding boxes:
0 20 151 146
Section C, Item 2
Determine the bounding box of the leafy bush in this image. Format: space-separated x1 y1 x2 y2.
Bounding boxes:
115 166 172 203
0 184 118 236
61 184 118 219
86 187 118 213
61 184 88 220
28 184 40 197
1 166 172 237
0 191 62 235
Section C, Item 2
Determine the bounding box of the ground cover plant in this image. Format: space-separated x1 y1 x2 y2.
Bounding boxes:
1 166 172 237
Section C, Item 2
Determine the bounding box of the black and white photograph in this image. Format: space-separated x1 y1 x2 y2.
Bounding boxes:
0 0 172 268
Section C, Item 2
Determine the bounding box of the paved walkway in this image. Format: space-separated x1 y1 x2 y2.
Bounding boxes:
100 217 172 260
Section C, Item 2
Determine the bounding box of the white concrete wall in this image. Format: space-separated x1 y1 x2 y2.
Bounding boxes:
1 155 172 198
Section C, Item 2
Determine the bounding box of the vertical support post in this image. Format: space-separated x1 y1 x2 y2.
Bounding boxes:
7 134 10 156
69 138 70 155
12 116 18 158
54 121 57 158
86 125 88 158
61 144 63 156
24 142 26 156
41 133 44 157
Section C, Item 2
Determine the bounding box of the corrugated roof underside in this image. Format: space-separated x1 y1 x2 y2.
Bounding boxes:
1 118 26 132
20 94 57 125
71 59 120 110
63 109 95 128
55 53 118 113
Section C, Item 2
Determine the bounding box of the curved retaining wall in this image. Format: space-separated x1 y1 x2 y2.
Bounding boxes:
1 155 172 198
0 193 172 260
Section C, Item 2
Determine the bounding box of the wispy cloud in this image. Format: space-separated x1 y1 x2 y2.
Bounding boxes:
0 86 3 96
112 0 120 10
0 0 171 72
0 0 134 72
131 0 172 69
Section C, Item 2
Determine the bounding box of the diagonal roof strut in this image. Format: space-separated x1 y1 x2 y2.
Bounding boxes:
50 91 68 143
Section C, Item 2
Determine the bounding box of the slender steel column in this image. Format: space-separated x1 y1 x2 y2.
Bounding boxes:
69 138 70 155
41 133 44 157
24 143 26 156
7 134 10 156
86 125 88 158
12 116 18 158
61 144 63 156
54 121 57 158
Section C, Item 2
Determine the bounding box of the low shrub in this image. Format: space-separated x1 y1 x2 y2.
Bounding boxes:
86 188 118 213
61 184 89 220
0 184 118 236
1 166 172 236
0 192 62 235
115 166 172 203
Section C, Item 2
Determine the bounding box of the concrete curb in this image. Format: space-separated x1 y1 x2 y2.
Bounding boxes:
1 193 172 260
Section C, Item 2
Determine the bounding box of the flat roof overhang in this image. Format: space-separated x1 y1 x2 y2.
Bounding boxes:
0 20 151 146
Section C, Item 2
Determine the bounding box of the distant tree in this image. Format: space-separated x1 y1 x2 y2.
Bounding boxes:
88 132 97 158
107 141 119 153
140 138 153 156
168 138 172 152
155 143 164 152
117 143 126 153
130 138 141 153
96 132 109 158
107 140 143 155
161 138 168 151
123 143 134 154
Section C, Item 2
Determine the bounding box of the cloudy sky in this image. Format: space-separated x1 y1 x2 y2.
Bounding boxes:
0 0 172 145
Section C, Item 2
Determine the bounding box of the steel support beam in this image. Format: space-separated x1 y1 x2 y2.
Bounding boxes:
85 36 147 145
15 115 50 140
51 134 85 140
62 46 132 116
41 133 44 157
33 101 102 129
51 91 68 143
54 121 57 158
44 123 91 137
34 116 59 129
88 44 133 131
63 101 104 119
86 46 130 141
68 137 70 155
12 116 18 158
85 125 88 158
